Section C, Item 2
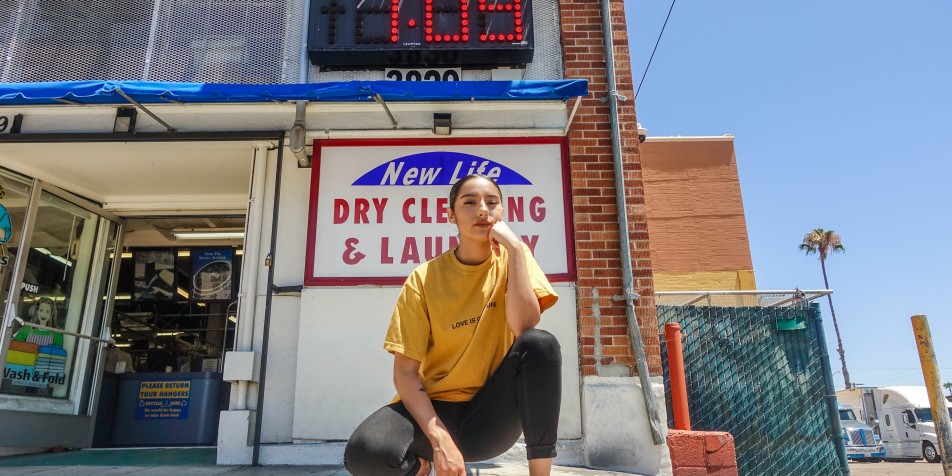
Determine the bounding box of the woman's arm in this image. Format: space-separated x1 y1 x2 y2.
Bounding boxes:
490 221 541 336
393 353 466 476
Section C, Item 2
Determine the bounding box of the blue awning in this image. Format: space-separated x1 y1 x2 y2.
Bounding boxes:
0 80 588 106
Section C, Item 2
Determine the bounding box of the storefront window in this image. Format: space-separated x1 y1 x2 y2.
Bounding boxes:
2 191 100 398
0 169 34 316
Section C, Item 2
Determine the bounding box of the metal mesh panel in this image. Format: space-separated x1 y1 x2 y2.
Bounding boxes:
309 0 563 81
147 0 296 83
1 0 303 83
656 290 830 309
1 1 19 77
658 302 848 476
1 0 154 82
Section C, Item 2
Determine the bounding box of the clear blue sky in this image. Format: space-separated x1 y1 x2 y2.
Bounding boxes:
625 1 952 391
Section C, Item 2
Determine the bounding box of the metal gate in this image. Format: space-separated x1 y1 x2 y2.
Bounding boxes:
657 291 850 476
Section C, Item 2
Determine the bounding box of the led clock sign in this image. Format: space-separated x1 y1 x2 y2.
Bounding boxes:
307 0 534 68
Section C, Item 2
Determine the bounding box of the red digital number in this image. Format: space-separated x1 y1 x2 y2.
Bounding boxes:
424 0 470 44
477 0 523 43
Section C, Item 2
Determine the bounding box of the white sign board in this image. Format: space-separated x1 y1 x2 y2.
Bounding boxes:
305 138 574 285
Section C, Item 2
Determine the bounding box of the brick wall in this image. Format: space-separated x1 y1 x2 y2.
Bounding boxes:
558 0 661 376
640 138 754 273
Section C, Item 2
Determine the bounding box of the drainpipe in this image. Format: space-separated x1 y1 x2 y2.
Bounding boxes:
252 137 285 465
234 143 271 410
599 0 665 445
289 101 311 168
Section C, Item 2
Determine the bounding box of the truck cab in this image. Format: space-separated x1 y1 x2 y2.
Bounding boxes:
875 386 949 463
838 403 884 462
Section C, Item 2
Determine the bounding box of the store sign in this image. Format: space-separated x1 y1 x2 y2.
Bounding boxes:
191 249 234 301
135 380 191 420
3 341 67 388
305 138 573 285
307 0 534 68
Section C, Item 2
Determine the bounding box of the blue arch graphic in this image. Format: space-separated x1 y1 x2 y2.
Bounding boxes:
352 151 532 186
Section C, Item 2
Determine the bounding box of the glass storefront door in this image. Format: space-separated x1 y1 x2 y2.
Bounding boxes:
0 168 122 447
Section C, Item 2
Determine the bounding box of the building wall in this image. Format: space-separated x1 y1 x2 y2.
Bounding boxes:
559 0 661 377
640 137 756 291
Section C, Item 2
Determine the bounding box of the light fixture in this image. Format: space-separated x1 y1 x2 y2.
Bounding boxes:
114 343 132 348
114 107 137 133
156 331 183 336
637 122 648 143
172 228 244 240
228 315 237 323
35 247 71 267
433 113 452 135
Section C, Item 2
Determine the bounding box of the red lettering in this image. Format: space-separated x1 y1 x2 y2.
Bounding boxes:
436 197 449 223
402 198 415 223
401 237 420 264
507 196 524 222
354 199 371 224
342 238 366 265
424 236 444 261
420 198 432 224
521 235 539 254
372 198 388 224
529 196 546 222
449 235 459 249
380 237 394 264
333 199 349 224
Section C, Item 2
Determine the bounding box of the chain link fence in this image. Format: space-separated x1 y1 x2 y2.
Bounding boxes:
657 291 849 476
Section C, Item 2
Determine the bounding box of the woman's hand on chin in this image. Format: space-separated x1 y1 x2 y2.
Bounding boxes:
488 220 521 256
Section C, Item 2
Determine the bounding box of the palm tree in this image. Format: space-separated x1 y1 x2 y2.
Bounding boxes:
944 382 952 398
800 228 850 388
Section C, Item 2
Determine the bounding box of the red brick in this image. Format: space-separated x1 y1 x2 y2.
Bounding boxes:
667 430 706 469
705 433 737 468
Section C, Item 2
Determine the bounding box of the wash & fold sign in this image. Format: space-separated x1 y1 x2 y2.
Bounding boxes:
305 138 573 285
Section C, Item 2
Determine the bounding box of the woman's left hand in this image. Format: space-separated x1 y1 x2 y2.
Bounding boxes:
489 220 521 256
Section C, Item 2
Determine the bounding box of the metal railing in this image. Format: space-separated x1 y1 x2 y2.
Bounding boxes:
656 289 831 308
14 317 115 345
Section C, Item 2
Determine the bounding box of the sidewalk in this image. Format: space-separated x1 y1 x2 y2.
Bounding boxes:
0 448 642 476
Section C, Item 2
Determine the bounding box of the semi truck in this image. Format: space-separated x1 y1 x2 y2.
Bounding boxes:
837 403 885 462
837 386 950 463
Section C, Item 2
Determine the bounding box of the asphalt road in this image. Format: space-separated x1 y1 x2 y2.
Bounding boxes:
848 460 944 476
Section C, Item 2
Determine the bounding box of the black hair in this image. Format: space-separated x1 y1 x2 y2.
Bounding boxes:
448 174 503 211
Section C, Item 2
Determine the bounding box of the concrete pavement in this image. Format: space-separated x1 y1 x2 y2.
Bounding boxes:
0 463 640 476
0 448 643 476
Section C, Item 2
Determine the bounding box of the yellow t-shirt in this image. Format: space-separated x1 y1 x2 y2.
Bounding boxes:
384 243 558 402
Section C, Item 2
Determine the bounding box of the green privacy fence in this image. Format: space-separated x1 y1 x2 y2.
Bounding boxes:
657 301 849 476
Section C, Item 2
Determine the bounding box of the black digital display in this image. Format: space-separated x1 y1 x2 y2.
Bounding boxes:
307 0 534 68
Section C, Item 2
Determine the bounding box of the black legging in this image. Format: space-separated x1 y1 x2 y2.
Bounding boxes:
344 328 562 476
